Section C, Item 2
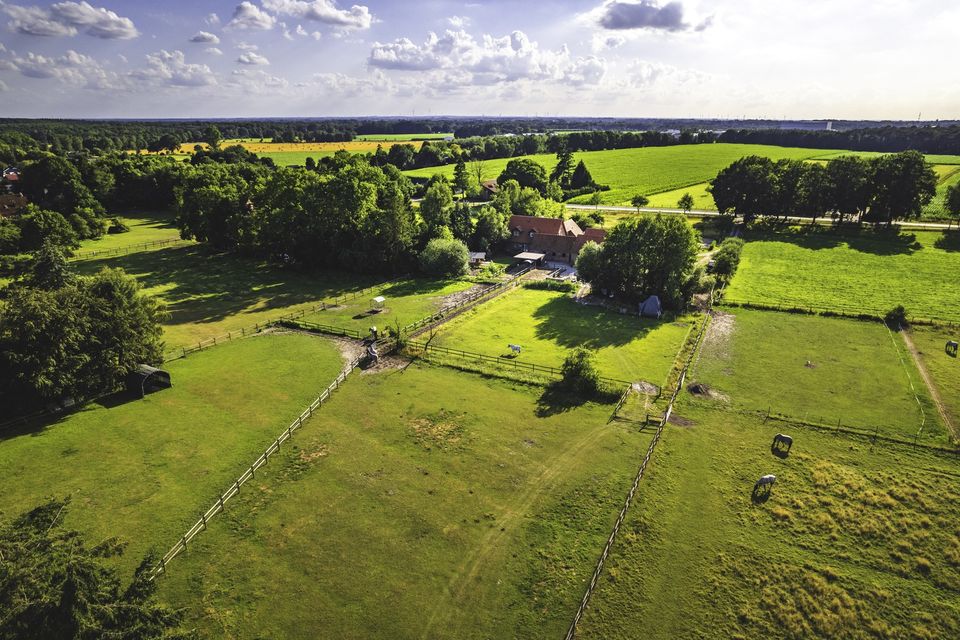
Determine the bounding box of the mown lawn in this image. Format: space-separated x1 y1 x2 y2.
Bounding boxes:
298 277 476 333
431 286 692 384
160 362 652 639
0 332 344 577
724 228 960 322
908 324 960 436
692 308 943 442
72 243 382 349
577 404 960 640
405 144 836 205
73 211 183 257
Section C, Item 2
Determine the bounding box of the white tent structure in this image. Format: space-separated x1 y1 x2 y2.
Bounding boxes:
371 295 386 310
639 295 662 319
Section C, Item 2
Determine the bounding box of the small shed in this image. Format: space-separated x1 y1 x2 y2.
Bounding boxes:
125 364 171 398
468 251 486 267
371 295 386 310
639 295 662 319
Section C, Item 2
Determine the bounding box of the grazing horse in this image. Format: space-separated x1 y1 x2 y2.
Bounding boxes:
754 474 776 492
508 344 522 355
772 433 793 451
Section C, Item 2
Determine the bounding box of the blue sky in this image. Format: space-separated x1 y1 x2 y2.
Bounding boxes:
0 0 955 119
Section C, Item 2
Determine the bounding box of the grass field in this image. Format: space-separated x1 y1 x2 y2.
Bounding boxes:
73 243 382 349
0 332 344 576
576 404 960 639
355 132 453 141
298 277 475 333
692 308 942 441
724 228 960 322
405 144 837 205
908 324 960 433
430 286 692 384
73 211 182 257
158 361 652 639
149 137 439 166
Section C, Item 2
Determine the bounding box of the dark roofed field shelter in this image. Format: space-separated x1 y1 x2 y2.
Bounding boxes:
125 364 172 398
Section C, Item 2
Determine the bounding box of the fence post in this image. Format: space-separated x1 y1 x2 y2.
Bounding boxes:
200 512 207 530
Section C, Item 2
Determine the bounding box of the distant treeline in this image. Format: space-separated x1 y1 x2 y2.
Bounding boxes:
720 125 960 156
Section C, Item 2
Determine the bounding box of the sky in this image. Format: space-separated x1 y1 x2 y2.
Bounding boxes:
0 0 956 120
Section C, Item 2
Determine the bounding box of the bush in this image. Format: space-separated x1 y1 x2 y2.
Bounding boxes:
107 217 130 234
419 237 468 277
523 279 577 293
558 348 602 397
712 237 744 279
884 305 908 327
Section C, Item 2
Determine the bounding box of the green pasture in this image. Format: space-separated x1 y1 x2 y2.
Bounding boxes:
160 362 651 639
577 404 960 639
298 277 475 333
73 211 183 257
355 132 453 141
724 228 960 322
692 308 942 441
73 243 381 349
0 333 344 577
908 325 960 438
431 286 692 384
645 182 714 211
405 144 836 205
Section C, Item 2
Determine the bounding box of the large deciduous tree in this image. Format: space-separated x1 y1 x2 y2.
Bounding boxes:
866 151 937 226
498 159 548 195
709 155 777 222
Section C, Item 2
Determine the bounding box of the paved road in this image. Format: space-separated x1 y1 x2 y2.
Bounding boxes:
564 203 955 231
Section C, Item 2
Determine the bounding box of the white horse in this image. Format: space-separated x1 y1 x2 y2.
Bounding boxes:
754 474 776 492
772 433 793 451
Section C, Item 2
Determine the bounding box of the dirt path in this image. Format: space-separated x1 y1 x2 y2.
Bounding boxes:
901 329 957 440
419 423 614 639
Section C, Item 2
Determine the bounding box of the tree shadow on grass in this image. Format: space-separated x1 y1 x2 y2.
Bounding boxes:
934 231 960 252
748 224 920 256
531 295 657 350
535 385 589 417
73 244 381 333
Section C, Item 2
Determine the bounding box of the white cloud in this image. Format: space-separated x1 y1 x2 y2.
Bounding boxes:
229 67 288 93
132 50 217 87
205 12 220 26
226 1 276 30
3 1 138 39
190 30 220 44
205 47 223 55
236 41 259 51
0 79 8 91
447 16 469 28
262 0 373 29
237 51 269 65
565 56 606 86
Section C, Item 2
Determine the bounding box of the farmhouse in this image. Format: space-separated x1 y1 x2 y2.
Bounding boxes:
508 214 606 265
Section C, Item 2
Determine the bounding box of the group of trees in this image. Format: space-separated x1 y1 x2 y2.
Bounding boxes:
710 151 938 226
720 124 960 156
495 150 605 204
576 215 703 309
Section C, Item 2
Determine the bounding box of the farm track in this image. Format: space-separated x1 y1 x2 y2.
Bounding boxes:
901 329 957 440
419 421 618 639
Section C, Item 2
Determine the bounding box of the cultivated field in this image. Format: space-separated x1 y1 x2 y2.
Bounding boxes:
152 137 442 166
160 362 653 639
355 132 453 141
576 404 960 639
691 308 942 442
73 243 382 349
724 228 960 322
431 286 692 385
405 144 838 205
0 333 344 576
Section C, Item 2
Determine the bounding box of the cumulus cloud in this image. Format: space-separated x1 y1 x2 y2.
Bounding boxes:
237 51 269 65
262 0 373 29
597 1 689 32
236 41 259 51
447 15 469 28
226 1 276 30
8 47 126 90
205 47 223 55
229 67 288 93
190 30 220 44
132 50 217 87
205 12 220 26
3 1 139 39
564 55 606 86
369 29 574 84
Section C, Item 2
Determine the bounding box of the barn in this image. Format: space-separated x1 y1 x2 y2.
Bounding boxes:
125 364 172 398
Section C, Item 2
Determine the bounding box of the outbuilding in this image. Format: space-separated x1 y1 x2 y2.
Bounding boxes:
371 295 386 311
468 251 486 267
125 364 171 398
639 295 663 319
513 251 546 268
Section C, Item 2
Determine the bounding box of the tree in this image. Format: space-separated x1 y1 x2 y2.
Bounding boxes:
709 155 777 222
795 162 831 223
25 240 74 290
569 160 596 190
678 192 694 214
470 157 487 188
420 177 454 237
471 205 509 253
588 215 699 309
557 348 602 397
19 155 105 228
449 202 474 244
630 194 649 212
574 240 602 283
550 146 575 188
203 124 223 150
452 156 471 196
0 500 189 639
824 155 872 226
770 159 808 220
866 151 937 226
15 205 79 252
419 237 469 277
498 159 548 195
947 182 960 229
711 237 744 280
